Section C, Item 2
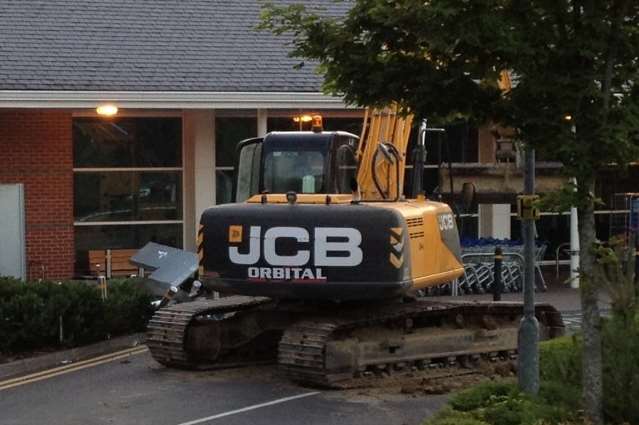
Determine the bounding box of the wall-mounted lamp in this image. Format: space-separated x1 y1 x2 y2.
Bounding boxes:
96 104 118 117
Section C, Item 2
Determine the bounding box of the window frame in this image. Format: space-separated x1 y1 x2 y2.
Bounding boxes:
72 112 185 265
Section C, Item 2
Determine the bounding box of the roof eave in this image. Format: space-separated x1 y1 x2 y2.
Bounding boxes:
0 91 348 109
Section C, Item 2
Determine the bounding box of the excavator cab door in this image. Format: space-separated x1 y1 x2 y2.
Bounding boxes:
234 137 263 202
331 135 358 194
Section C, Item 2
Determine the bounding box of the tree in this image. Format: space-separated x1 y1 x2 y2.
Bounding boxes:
261 1 639 423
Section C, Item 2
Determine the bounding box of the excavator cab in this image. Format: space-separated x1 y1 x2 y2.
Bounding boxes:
234 131 359 202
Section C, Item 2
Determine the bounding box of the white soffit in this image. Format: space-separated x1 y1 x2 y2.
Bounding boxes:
0 91 347 109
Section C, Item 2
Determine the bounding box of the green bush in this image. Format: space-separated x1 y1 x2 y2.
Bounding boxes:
536 380 581 413
450 381 516 412
539 336 581 387
601 312 639 424
536 311 639 424
427 380 580 425
426 307 639 425
103 279 155 336
0 277 153 354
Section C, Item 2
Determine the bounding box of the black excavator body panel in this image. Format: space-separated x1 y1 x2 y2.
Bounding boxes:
200 202 411 301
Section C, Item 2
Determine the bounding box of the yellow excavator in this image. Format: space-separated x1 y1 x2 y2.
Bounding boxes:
136 106 564 387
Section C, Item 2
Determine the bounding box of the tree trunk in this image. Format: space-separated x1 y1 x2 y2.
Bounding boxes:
579 179 603 425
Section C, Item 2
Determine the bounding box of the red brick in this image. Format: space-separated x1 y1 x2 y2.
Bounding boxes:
0 109 74 280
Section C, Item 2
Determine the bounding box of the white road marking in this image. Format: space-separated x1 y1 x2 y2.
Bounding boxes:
176 392 321 425
0 346 148 391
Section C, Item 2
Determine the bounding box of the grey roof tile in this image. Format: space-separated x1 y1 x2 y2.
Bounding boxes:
0 0 349 92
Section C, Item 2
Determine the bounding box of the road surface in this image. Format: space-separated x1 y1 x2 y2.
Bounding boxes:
0 349 448 425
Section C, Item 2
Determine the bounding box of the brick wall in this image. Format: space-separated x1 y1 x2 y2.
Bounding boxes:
0 110 74 280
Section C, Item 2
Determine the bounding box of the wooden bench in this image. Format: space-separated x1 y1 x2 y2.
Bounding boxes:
88 249 144 278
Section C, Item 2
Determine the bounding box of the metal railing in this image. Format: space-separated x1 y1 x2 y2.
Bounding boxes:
438 245 547 296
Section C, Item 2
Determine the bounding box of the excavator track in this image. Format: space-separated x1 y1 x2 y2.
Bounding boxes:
279 300 564 388
146 296 271 369
147 297 564 388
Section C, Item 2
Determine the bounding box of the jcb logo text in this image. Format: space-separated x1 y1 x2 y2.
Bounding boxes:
228 226 363 267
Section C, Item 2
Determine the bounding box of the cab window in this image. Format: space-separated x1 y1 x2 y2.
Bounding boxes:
263 150 326 194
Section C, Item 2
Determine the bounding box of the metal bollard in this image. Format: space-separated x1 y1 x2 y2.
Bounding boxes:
97 275 108 300
635 249 638 297
635 241 638 292
631 197 639 294
59 315 64 344
493 247 503 301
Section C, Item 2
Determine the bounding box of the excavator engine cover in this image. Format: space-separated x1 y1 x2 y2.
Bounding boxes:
200 202 411 300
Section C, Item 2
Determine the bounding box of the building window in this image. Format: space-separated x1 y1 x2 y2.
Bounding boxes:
74 117 181 167
73 116 183 274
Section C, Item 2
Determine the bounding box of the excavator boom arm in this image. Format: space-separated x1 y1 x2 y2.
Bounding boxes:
355 105 414 201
